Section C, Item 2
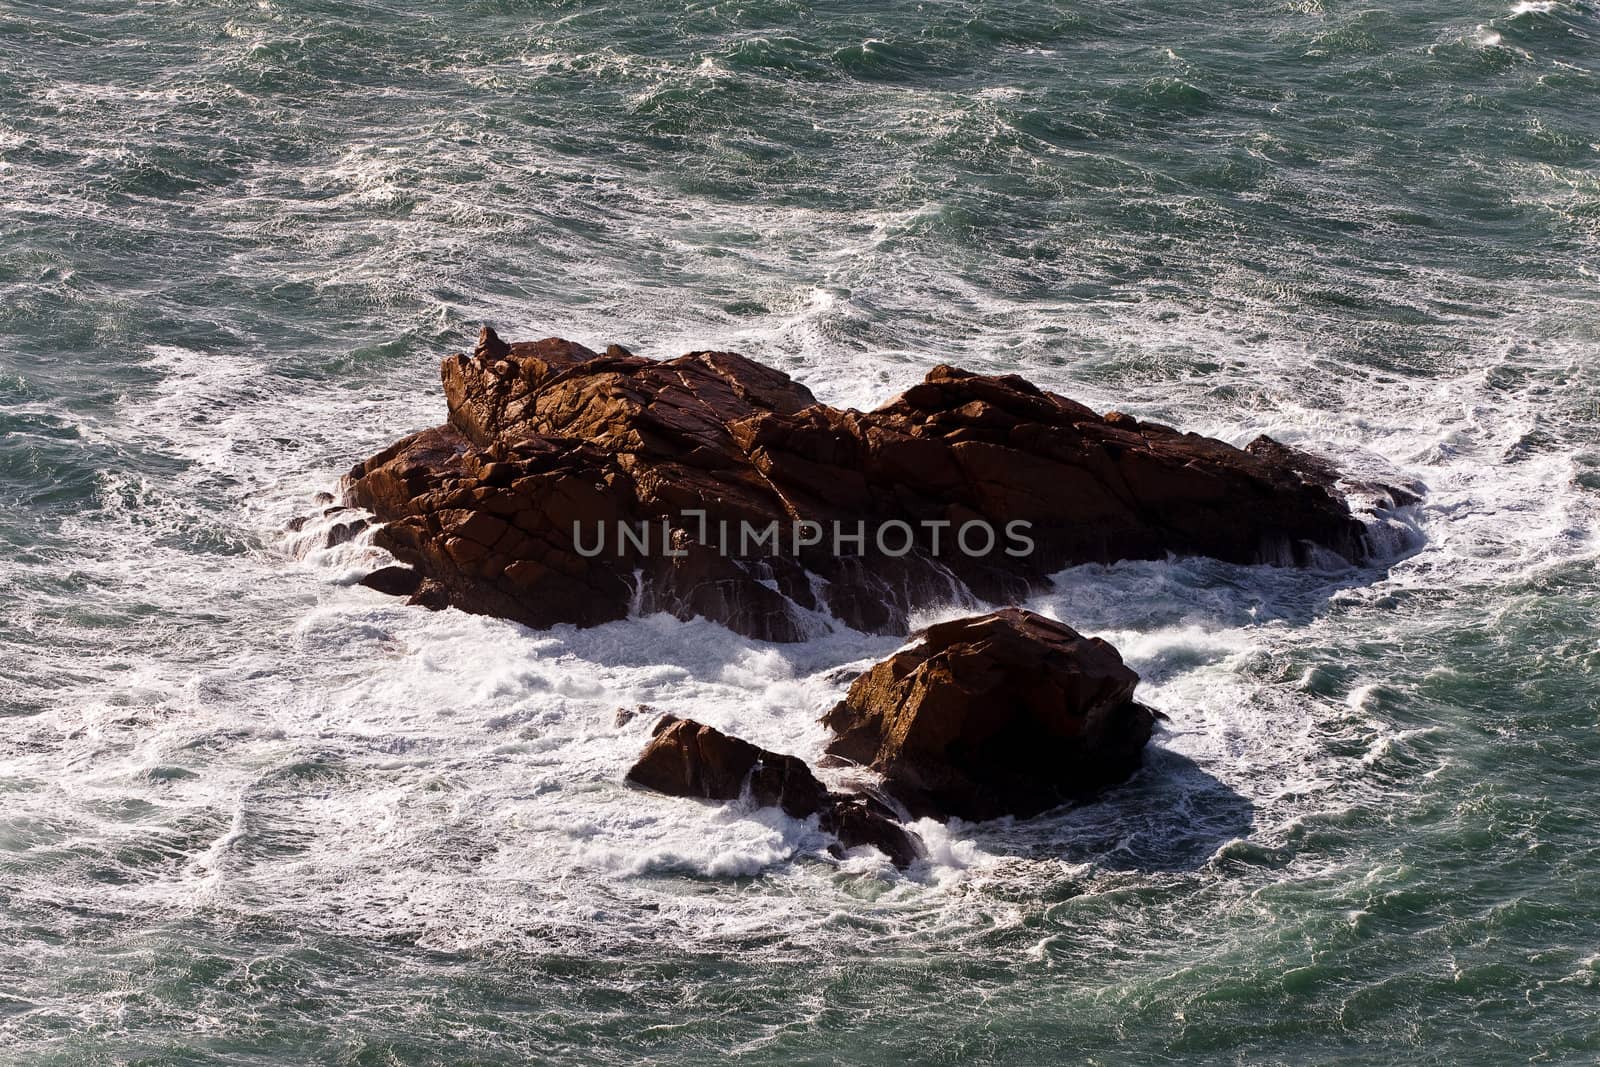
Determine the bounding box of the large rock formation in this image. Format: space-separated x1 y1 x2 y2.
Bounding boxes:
626 714 923 868
345 328 1374 640
821 609 1158 821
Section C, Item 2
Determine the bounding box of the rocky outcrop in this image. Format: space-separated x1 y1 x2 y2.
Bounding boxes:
625 714 923 867
628 609 1162 850
822 608 1159 821
345 328 1374 641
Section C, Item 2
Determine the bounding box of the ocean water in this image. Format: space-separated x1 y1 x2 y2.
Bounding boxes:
2 0 1598 1062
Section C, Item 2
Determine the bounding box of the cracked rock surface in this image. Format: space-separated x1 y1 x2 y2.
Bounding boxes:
345 329 1373 641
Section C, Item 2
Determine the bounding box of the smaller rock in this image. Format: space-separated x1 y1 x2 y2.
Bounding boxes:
360 565 424 597
822 608 1159 821
408 579 451 611
626 715 828 818
625 714 923 868
614 704 654 728
1380 483 1423 508
827 796 921 869
325 518 369 548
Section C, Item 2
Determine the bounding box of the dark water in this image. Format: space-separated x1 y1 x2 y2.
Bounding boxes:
2 0 1598 1062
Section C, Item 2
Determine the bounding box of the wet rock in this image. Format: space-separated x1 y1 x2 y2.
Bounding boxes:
824 795 922 869
614 703 654 729
345 332 1373 641
1246 434 1424 515
407 579 451 612
359 565 423 597
627 715 827 816
625 714 924 868
821 608 1159 821
325 517 369 548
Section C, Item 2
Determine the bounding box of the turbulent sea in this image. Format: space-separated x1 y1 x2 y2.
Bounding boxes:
2 0 1599 1062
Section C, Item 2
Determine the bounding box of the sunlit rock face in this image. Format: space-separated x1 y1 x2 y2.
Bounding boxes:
345 329 1372 640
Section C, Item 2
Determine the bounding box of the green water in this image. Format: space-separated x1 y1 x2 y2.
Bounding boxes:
1 0 1598 1062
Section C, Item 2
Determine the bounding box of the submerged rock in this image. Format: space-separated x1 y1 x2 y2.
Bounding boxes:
346 330 1372 640
822 608 1159 821
625 714 923 868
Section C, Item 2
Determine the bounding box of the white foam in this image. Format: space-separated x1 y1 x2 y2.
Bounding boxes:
11 319 1589 955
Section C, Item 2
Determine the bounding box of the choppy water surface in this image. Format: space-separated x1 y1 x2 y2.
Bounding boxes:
2 0 1598 1062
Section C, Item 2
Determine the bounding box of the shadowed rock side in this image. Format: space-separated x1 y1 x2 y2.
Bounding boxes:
822 609 1159 821
625 714 924 868
345 328 1374 640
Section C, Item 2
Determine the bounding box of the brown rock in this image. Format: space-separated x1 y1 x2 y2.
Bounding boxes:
627 715 828 818
474 325 510 362
625 715 924 868
821 608 1159 821
359 564 423 597
826 795 922 869
325 517 369 548
614 703 653 728
344 331 1376 641
407 579 451 612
